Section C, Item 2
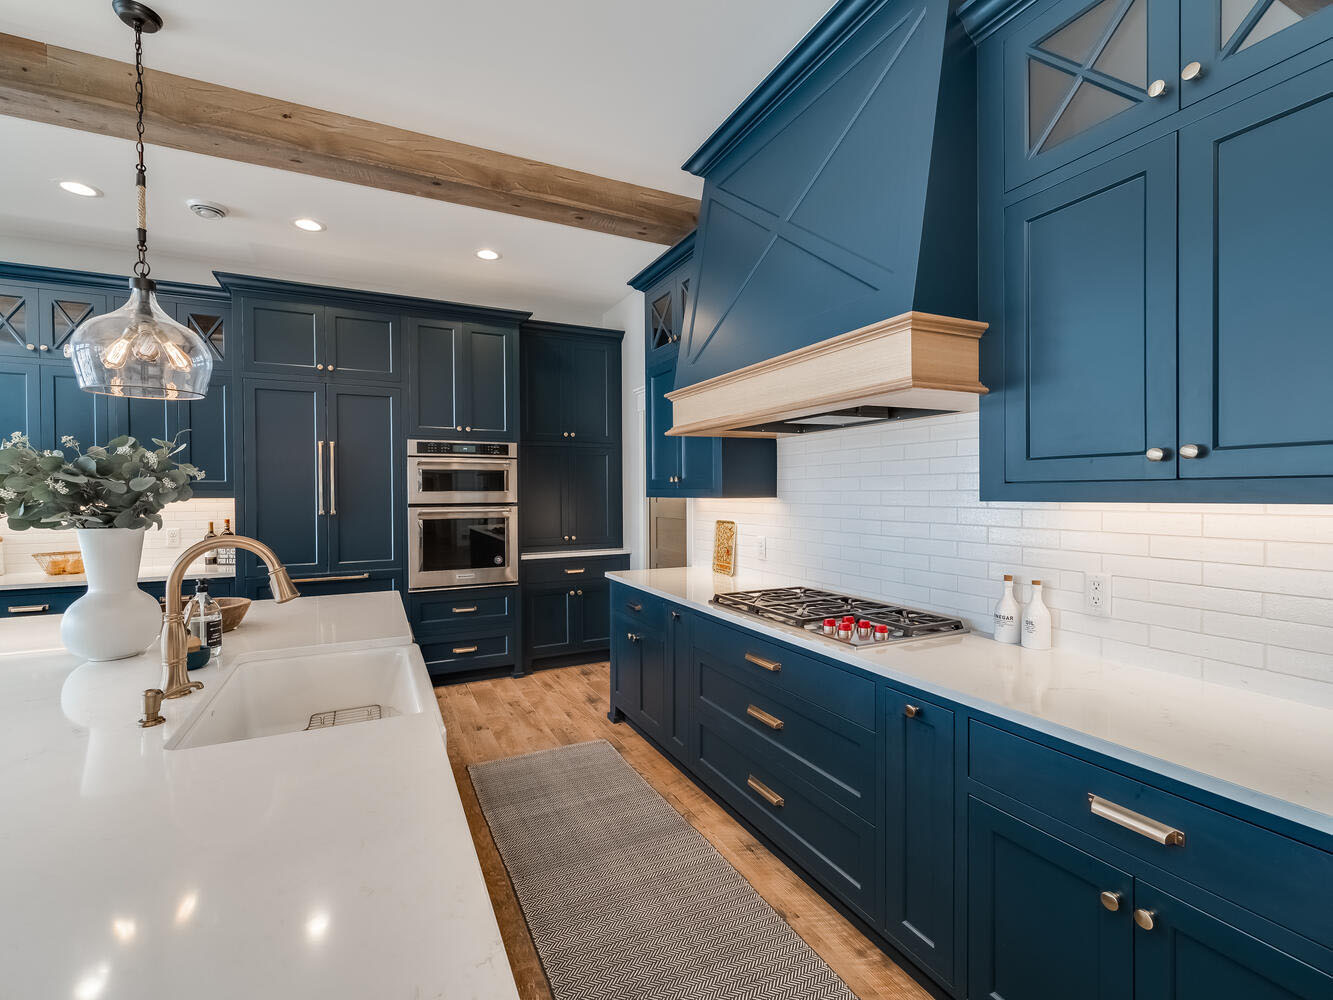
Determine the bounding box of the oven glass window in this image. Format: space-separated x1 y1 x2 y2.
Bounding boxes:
419 467 508 495
420 514 509 571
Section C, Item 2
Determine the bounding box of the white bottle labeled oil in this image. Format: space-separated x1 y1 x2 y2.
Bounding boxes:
1021 579 1052 650
992 574 1021 644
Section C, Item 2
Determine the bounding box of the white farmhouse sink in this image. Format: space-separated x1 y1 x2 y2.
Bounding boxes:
169 645 430 750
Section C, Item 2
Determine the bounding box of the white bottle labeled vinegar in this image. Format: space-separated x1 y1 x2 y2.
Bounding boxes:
992 574 1021 644
1021 579 1052 650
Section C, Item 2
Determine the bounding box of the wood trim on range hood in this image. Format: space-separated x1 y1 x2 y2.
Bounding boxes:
664 311 988 437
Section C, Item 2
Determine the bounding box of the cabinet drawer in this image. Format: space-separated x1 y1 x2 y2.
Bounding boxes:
0 587 80 618
410 586 514 637
692 614 875 730
697 654 877 821
609 583 667 632
524 554 627 585
419 629 515 678
969 721 1333 951
696 706 879 923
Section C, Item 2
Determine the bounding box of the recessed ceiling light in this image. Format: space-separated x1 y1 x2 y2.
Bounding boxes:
475 248 501 261
293 217 326 232
58 180 102 198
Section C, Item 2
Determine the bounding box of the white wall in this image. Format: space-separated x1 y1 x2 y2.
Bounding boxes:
689 411 1333 709
603 290 647 568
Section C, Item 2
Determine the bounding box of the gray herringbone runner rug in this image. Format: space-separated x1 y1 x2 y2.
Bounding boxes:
469 739 856 1000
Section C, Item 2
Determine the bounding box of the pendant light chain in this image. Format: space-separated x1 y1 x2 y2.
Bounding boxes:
133 20 150 278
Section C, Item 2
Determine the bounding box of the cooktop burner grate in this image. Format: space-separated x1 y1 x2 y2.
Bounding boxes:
711 587 967 646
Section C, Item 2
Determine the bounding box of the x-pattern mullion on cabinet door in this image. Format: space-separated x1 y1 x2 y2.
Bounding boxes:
650 291 674 350
0 295 27 350
1222 0 1331 56
186 312 225 359
50 299 95 351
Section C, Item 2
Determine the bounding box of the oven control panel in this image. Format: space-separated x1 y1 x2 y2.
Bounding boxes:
408 439 515 458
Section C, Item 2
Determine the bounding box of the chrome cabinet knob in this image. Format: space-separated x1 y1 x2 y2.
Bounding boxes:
1147 79 1167 98
1134 909 1156 931
1145 447 1166 462
1179 444 1202 459
25 343 34 350
1100 890 1122 912
1181 61 1203 81
38 344 49 351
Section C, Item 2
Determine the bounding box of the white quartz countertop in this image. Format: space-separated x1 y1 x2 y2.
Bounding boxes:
0 592 519 1000
521 547 631 561
0 562 236 591
609 568 1333 836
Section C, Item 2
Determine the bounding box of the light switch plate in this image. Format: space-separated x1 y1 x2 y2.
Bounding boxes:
755 535 767 561
1085 574 1110 617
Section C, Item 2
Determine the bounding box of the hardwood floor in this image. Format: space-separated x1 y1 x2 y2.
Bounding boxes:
435 661 931 1000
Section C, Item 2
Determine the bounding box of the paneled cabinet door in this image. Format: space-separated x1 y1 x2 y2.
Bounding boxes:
159 295 229 370
459 323 517 439
326 306 399 382
1003 136 1177 484
665 606 692 761
575 576 612 648
41 367 111 452
326 385 401 573
1004 0 1178 189
244 298 324 376
407 316 460 437
520 333 567 442
0 282 40 357
243 379 327 576
565 446 619 549
1181 0 1333 107
177 377 233 497
968 799 1133 1000
1132 882 1333 999
883 692 956 987
40 286 108 356
524 583 577 659
611 621 643 724
645 276 682 358
645 354 682 494
0 363 39 440
566 336 618 444
518 444 567 549
1178 63 1333 479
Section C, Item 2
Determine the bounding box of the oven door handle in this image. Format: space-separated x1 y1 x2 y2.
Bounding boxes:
412 506 516 519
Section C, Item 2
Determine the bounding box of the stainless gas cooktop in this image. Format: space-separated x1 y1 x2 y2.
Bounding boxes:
711 586 968 647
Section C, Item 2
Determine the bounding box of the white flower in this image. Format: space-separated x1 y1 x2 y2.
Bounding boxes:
44 477 70 495
115 445 133 456
142 452 158 468
6 431 26 445
191 469 206 480
0 488 15 500
43 450 62 458
60 435 78 448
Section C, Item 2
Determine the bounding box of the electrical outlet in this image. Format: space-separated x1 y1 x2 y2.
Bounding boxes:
1085 574 1111 617
166 528 181 548
755 535 767 561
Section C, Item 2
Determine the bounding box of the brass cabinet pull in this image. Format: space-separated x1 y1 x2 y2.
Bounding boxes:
564 567 586 575
744 651 781 673
451 606 478 614
1100 890 1122 912
328 440 337 514
626 632 641 643
289 573 371 584
7 604 50 614
576 589 583 596
746 704 785 730
316 440 325 514
452 645 478 655
904 704 921 718
747 775 784 808
1088 794 1185 846
1134 909 1156 931
626 601 642 612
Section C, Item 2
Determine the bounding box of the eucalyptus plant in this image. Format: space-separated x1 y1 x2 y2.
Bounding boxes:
0 431 205 531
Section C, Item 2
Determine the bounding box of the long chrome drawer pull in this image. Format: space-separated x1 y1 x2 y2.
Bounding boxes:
563 567 586 575
746 704 785 730
452 645 478 655
1089 794 1185 846
747 775 785 808
289 573 371 584
744 651 781 673
7 604 50 614
451 606 479 614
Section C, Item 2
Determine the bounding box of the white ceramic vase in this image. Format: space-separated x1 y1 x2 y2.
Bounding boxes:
60 528 162 662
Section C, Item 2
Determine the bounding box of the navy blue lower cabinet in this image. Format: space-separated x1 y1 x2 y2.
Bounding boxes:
523 583 577 661
246 569 402 601
1133 882 1333 1000
326 385 402 573
665 605 692 762
882 688 956 988
968 797 1134 1000
0 362 39 440
410 585 517 681
612 613 668 740
419 630 516 680
521 555 626 671
0 588 81 618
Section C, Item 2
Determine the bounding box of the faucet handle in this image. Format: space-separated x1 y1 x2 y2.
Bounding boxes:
139 688 166 728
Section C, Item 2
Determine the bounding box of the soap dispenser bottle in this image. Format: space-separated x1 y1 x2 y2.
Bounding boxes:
1021 579 1052 650
188 579 223 665
993 574 1021 644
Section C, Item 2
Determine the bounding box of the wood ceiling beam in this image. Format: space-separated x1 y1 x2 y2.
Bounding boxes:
0 33 699 245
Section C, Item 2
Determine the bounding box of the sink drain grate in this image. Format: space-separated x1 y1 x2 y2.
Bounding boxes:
305 704 383 730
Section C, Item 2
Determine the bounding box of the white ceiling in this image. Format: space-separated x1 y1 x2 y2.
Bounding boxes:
0 0 834 324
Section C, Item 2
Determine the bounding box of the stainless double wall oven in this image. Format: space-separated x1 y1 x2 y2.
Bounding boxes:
407 440 518 590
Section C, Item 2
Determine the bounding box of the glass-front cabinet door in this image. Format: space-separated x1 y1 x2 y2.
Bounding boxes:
1181 0 1333 105
1005 0 1179 188
0 283 38 357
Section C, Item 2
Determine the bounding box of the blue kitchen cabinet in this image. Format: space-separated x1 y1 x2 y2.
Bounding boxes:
1177 59 1333 480
39 285 108 357
326 305 398 382
645 353 681 492
0 281 39 358
409 316 517 439
326 384 402 573
518 443 620 551
520 554 627 671
241 297 323 377
162 295 230 370
41 366 111 453
665 604 692 761
1001 135 1178 484
406 316 461 437
1181 0 1333 107
519 321 620 446
611 613 668 740
1002 0 1179 190
246 568 402 601
968 798 1134 1000
0 362 39 440
243 379 326 576
882 689 956 989
110 378 233 497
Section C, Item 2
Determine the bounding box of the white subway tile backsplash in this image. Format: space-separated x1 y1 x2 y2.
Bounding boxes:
688 411 1333 707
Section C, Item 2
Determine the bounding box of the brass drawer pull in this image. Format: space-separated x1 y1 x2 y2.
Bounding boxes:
744 651 781 673
746 704 785 730
1089 794 1185 846
626 601 642 612
747 775 784 808
451 606 478 614
289 573 371 584
7 604 50 614
564 567 586 575
452 645 479 655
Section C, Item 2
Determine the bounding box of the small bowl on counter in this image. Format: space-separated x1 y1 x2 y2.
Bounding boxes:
32 551 84 576
159 595 252 632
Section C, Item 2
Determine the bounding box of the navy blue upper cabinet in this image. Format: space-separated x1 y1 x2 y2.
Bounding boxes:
461 323 518 438
407 317 518 440
242 298 324 377
326 306 399 381
0 362 39 439
520 321 621 446
1181 0 1333 106
645 353 682 493
1177 61 1333 480
42 367 111 452
1004 0 1179 189
1002 136 1178 484
519 444 622 550
406 317 460 436
0 281 39 357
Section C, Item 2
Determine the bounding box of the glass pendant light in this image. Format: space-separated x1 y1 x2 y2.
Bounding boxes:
68 2 212 401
